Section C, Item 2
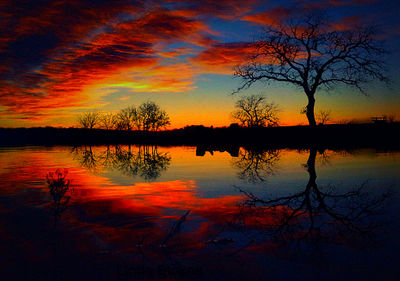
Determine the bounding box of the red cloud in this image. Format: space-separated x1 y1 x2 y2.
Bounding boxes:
0 0 388 125
331 15 362 31
242 0 378 24
241 7 292 26
190 42 256 74
0 6 214 121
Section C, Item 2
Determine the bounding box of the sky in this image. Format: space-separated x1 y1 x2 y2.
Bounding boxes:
0 0 399 128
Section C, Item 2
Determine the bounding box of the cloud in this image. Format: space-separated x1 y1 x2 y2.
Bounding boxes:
166 0 260 20
241 7 292 26
190 42 255 74
0 0 392 126
0 0 145 119
296 0 378 10
106 63 197 93
331 15 363 31
0 4 214 121
241 0 378 27
159 47 196 58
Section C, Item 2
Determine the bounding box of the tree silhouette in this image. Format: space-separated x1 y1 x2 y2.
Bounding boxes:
232 94 279 127
111 102 170 131
137 101 171 131
316 109 332 125
77 112 100 129
77 101 169 131
116 106 137 131
99 112 117 130
234 13 388 126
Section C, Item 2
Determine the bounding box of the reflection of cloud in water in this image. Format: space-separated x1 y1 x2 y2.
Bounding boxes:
41 175 250 267
0 146 398 280
71 179 242 219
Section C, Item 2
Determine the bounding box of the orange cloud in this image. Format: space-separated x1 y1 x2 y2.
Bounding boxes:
0 0 392 127
159 47 196 58
0 6 215 122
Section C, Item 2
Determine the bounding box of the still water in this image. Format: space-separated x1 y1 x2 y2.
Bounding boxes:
0 145 399 281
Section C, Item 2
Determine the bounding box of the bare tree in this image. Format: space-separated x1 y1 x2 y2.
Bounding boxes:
99 112 117 130
384 114 396 123
232 94 279 127
152 110 170 131
114 102 170 131
234 13 388 126
137 101 170 131
316 109 331 125
78 112 100 129
116 106 137 130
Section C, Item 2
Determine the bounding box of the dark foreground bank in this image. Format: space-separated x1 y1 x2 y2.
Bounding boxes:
1 123 399 148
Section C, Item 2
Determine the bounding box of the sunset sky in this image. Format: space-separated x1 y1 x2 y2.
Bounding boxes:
0 0 399 128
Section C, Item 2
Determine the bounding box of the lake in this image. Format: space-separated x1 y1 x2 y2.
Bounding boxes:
0 145 399 281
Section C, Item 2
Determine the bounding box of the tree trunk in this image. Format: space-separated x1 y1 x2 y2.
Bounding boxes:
306 94 316 127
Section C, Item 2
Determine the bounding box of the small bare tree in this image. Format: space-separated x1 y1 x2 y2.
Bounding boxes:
384 114 396 123
116 106 137 130
316 109 331 125
78 112 100 129
137 101 170 131
232 94 279 128
99 113 117 130
114 102 170 131
152 109 170 131
234 13 388 126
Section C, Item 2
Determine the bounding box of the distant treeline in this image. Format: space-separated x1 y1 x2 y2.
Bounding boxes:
1 123 399 149
78 101 170 131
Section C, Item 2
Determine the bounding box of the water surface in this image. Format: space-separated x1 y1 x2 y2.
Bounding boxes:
0 145 399 281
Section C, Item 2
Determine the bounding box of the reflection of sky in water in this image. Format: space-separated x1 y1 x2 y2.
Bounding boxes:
0 146 399 280
76 146 400 198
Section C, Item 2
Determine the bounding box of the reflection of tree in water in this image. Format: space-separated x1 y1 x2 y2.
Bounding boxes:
46 169 72 226
73 145 171 180
72 145 100 172
46 169 74 279
115 145 171 180
235 148 392 243
38 149 395 280
98 145 119 167
232 148 280 183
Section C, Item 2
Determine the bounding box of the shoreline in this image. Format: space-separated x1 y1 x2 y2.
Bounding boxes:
1 123 399 149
